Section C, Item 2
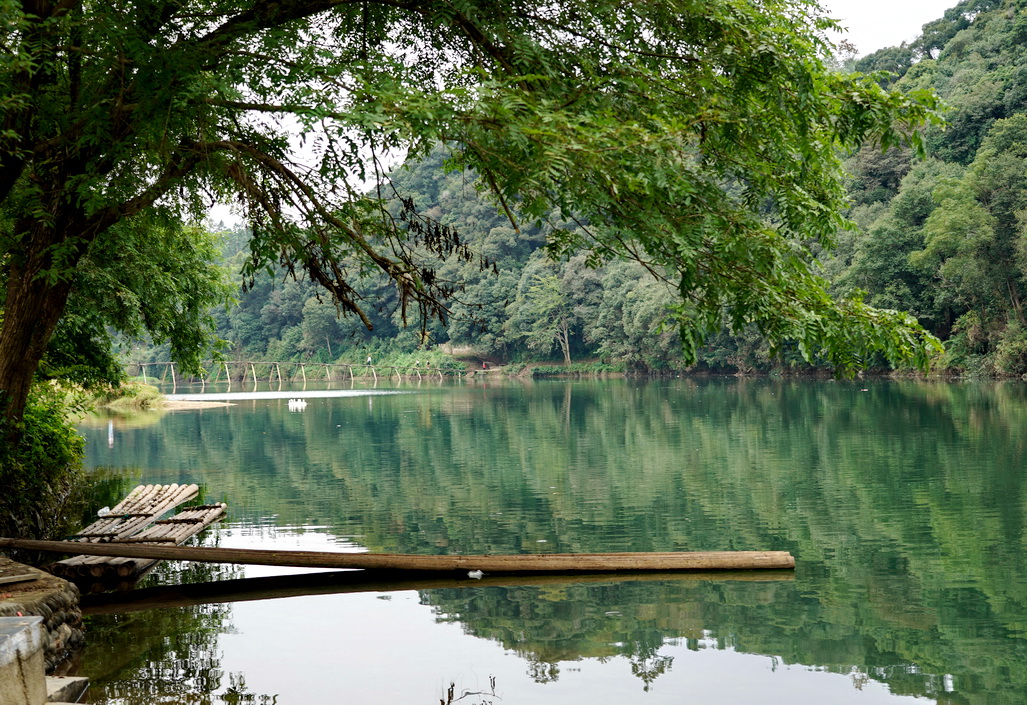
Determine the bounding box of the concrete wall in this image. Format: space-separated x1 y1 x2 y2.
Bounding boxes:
0 558 84 673
0 616 47 705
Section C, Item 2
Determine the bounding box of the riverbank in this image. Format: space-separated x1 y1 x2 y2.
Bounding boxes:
0 555 83 674
94 382 234 411
161 399 235 409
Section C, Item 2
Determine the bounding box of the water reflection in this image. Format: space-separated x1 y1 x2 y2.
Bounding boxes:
75 378 1027 704
74 560 254 704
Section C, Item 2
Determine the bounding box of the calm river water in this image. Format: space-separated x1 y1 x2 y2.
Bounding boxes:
72 377 1027 704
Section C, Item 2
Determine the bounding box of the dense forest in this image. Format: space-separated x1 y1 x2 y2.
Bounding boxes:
131 0 1027 376
192 153 690 374
833 0 1027 375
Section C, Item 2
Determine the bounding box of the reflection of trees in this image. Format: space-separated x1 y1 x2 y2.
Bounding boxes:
630 651 673 692
527 659 560 684
223 673 279 704
77 559 282 704
80 577 229 702
80 379 1027 703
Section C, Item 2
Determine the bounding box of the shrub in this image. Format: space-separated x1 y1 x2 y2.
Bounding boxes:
530 362 624 377
994 323 1027 375
0 384 85 539
96 381 164 409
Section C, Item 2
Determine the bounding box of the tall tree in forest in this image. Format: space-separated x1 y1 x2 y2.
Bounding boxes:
507 265 576 365
1 0 941 436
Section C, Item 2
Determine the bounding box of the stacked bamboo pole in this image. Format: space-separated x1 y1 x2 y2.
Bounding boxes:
70 484 198 540
89 503 227 582
49 484 198 581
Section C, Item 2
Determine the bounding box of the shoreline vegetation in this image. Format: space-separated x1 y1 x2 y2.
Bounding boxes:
88 382 234 412
108 353 998 401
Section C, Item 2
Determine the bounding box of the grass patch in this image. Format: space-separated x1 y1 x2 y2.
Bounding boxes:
94 381 165 410
530 362 625 377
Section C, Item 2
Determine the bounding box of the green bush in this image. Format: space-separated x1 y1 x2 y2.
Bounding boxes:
95 381 164 409
994 323 1027 376
0 384 85 539
530 362 624 377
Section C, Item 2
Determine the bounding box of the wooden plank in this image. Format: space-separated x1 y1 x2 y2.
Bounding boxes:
0 538 795 573
0 573 37 586
63 483 199 545
51 503 226 584
101 503 227 578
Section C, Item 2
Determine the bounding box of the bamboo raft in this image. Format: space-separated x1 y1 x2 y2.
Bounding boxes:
45 484 226 587
1 537 794 574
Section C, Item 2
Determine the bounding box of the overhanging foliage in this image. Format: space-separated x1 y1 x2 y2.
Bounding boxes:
1 0 943 427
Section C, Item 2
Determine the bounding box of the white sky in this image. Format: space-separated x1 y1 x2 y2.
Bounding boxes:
819 0 959 56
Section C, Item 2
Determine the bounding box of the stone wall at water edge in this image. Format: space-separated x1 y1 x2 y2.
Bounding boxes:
0 556 83 672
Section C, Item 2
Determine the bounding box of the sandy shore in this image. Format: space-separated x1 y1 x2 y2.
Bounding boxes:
160 400 235 410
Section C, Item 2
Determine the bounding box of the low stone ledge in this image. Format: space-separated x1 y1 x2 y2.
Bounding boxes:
47 675 89 703
0 556 84 673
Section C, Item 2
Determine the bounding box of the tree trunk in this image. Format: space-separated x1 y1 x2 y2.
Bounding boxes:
1008 281 1025 326
0 220 80 433
0 271 73 429
559 319 572 365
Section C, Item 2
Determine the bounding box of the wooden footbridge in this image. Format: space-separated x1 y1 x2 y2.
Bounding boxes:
128 360 461 389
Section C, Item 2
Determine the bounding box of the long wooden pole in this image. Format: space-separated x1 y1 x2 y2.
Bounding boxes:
81 569 794 615
0 538 793 573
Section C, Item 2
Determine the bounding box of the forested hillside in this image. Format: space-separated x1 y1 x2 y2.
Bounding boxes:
832 0 1027 375
144 0 1027 375
179 148 695 373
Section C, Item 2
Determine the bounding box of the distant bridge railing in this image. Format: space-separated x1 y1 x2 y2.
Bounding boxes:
126 360 459 388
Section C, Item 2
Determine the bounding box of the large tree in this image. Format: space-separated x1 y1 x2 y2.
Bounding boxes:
0 0 940 430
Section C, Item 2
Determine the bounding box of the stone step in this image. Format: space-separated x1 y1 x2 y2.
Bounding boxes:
46 676 88 703
0 617 89 704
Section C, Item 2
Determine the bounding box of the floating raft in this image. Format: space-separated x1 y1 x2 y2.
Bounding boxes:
1 538 794 574
45 484 225 588
68 483 200 542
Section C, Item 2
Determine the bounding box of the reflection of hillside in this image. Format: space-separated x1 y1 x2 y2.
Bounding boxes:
81 379 1027 704
422 578 952 695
